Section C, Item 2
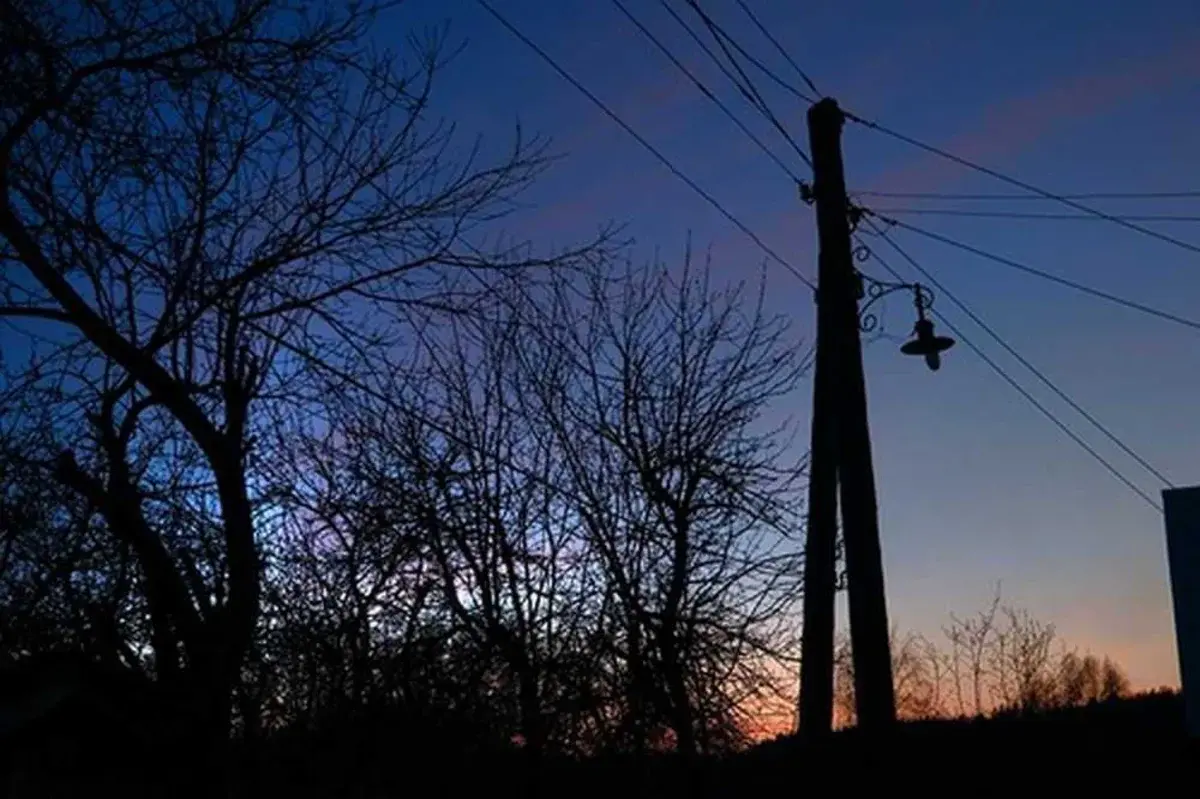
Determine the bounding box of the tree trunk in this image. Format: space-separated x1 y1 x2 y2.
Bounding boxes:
662 651 695 756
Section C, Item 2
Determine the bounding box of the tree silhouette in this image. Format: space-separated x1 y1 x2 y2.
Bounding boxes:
510 256 807 754
0 0 600 788
258 253 810 757
831 593 1135 726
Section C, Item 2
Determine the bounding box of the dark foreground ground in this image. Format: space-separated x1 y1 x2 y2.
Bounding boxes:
255 690 1200 797
253 686 1200 791
4 691 1196 797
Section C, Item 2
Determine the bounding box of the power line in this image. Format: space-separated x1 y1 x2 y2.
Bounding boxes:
656 0 769 112
608 0 806 184
673 0 814 169
731 0 822 98
660 0 818 178
862 217 1174 489
871 213 1200 333
853 189 1200 202
474 0 815 291
870 208 1200 223
689 1 776 114
844 111 1200 258
680 8 1195 330
663 0 816 106
859 239 1164 513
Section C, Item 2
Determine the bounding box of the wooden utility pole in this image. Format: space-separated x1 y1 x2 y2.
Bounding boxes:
799 97 896 734
1164 487 1200 737
797 217 839 735
796 96 850 736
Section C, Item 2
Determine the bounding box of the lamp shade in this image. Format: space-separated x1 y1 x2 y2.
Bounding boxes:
900 319 955 371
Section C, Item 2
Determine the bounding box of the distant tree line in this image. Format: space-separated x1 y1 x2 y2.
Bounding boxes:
831 589 1133 727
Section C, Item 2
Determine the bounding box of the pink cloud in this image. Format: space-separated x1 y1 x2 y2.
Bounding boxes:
554 68 691 158
519 68 698 237
866 34 1200 195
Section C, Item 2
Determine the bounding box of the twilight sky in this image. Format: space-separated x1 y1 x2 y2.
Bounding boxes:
396 1 1200 688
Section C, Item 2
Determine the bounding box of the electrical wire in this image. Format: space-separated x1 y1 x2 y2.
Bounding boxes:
613 0 826 300
656 0 769 112
608 0 806 184
869 208 1200 223
632 0 825 296
685 0 781 113
731 0 822 98
859 241 1164 513
663 0 817 106
677 0 1196 334
870 213 1200 333
853 190 1200 201
475 0 816 291
670 0 815 169
862 217 1174 489
844 112 1200 258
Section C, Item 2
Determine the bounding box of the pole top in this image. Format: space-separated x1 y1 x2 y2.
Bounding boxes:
807 97 844 128
1166 486 1200 506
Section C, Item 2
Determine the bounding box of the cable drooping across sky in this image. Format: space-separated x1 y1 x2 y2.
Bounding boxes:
853 189 1200 201
664 0 817 106
859 243 1164 512
861 217 1174 494
473 0 815 290
843 110 1200 259
608 0 807 184
864 208 1200 223
730 0 822 98
869 213 1200 334
669 0 815 170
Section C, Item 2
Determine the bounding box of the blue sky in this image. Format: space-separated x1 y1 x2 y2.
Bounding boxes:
378 0 1200 689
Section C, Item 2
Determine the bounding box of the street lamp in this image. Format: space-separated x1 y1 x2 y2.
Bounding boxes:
902 315 956 371
855 268 955 371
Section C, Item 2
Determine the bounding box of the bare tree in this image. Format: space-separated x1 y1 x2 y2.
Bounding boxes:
0 435 144 664
919 634 950 719
996 606 1056 712
253 404 443 732
833 594 1135 726
892 631 943 719
0 0 601 781
832 631 855 728
243 249 808 756
346 305 604 756
513 254 807 754
943 587 1001 717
